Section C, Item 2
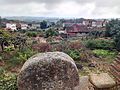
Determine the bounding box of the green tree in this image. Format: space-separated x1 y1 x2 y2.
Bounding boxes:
105 19 120 51
0 30 11 51
105 19 120 37
114 32 120 51
40 20 47 29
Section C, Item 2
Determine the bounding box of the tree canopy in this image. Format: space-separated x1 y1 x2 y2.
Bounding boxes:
40 20 47 29
105 19 120 51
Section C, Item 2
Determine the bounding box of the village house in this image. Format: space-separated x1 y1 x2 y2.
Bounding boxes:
82 19 93 27
58 30 67 34
65 24 89 37
6 23 17 31
96 20 103 27
28 23 40 30
82 19 107 28
59 19 109 37
21 23 28 30
92 21 97 27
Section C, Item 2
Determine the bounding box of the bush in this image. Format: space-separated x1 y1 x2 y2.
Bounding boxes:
52 41 68 52
0 73 17 90
67 50 80 61
85 39 115 50
52 41 84 52
32 43 51 52
9 48 36 66
45 29 59 38
4 46 14 52
26 32 37 37
93 49 117 58
68 41 84 50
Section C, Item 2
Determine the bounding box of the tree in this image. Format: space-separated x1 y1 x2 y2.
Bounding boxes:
89 31 105 38
105 19 120 51
0 30 11 51
105 19 120 37
40 20 47 29
114 32 120 51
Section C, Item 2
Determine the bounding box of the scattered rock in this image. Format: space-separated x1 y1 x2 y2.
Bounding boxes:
17 52 79 90
79 76 89 90
89 73 116 89
88 63 96 67
76 63 83 69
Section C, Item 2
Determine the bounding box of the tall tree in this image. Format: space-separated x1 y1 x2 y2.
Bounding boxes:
105 19 120 51
0 30 11 51
105 19 120 37
40 20 47 29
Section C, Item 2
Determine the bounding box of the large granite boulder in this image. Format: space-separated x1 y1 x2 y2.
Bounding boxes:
17 52 79 90
89 73 116 89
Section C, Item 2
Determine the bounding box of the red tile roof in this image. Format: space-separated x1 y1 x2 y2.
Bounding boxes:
66 24 89 33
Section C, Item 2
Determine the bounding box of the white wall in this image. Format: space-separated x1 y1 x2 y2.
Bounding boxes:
6 23 17 31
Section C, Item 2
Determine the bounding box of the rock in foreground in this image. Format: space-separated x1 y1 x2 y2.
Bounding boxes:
17 52 79 90
89 73 116 89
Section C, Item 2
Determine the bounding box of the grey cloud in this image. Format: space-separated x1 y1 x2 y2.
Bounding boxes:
1 0 120 9
0 0 120 18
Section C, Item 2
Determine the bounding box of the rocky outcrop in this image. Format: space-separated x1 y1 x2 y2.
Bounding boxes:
89 73 116 89
110 54 120 84
17 52 79 90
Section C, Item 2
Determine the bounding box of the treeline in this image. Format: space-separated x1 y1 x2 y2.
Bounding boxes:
105 19 120 51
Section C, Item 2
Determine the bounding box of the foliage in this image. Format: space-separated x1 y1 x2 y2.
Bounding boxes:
9 48 36 66
4 46 15 52
45 28 59 38
26 31 37 37
32 43 51 52
0 30 11 51
0 72 17 90
105 19 120 51
114 32 120 51
67 50 80 61
89 31 105 38
85 39 115 50
68 41 84 50
40 20 47 29
11 35 27 51
105 19 120 37
93 49 117 58
52 41 68 52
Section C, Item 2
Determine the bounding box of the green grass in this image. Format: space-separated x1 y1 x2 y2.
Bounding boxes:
93 49 117 58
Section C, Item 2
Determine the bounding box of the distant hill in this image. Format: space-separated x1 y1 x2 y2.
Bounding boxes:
4 16 60 23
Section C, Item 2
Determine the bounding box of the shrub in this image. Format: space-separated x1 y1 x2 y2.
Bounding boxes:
0 73 17 90
26 32 37 37
9 48 36 66
52 41 84 52
67 50 80 61
45 29 59 38
4 46 14 52
52 41 68 52
32 43 52 52
68 41 84 50
85 39 115 50
93 49 117 58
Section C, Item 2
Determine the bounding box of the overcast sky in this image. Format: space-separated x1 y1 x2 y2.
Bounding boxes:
0 0 120 18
